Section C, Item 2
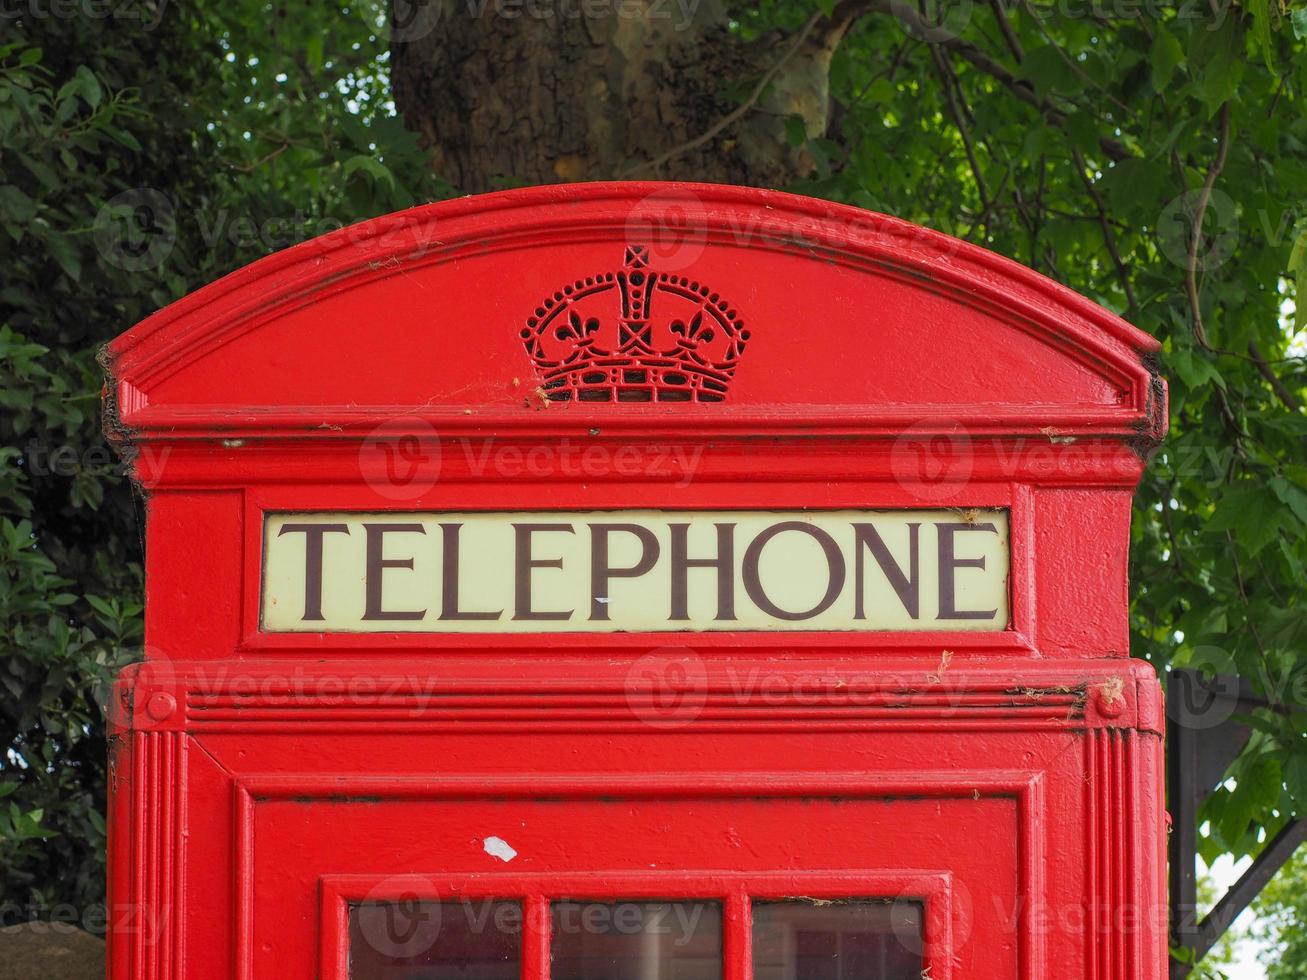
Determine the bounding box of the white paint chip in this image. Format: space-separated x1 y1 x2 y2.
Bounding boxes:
482 836 517 862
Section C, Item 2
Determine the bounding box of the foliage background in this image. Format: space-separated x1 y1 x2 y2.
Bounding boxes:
1 0 1304 972
1249 848 1307 977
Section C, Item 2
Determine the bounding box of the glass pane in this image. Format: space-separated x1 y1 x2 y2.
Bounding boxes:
350 900 521 980
551 900 723 980
751 900 923 980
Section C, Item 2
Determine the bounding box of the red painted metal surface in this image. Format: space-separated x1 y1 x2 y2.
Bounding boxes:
103 182 1168 979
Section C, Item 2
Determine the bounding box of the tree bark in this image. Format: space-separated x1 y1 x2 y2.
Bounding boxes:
389 0 845 192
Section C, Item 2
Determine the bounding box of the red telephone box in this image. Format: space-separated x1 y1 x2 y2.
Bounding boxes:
103 182 1168 980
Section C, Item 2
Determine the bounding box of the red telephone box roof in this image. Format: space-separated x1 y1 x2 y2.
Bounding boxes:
103 182 1165 444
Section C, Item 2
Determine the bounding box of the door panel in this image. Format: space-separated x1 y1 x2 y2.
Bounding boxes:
245 791 1019 979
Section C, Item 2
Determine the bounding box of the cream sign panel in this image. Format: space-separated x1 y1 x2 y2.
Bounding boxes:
261 510 1010 633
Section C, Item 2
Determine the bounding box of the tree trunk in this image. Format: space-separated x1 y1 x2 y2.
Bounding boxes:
389 0 844 192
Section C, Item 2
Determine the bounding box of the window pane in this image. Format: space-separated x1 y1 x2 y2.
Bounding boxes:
551 900 723 980
350 900 521 980
751 900 923 980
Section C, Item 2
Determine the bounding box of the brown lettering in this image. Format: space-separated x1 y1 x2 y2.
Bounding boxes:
937 522 999 620
742 522 845 621
853 523 920 619
362 523 427 621
277 522 350 621
439 523 502 621
589 524 660 621
513 523 575 620
669 522 736 621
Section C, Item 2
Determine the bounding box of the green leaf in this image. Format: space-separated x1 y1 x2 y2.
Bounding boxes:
0 184 35 223
110 128 142 152
1290 222 1307 326
1247 0 1278 73
783 115 808 148
306 35 325 73
84 595 117 620
1243 752 1284 814
1189 17 1245 114
33 226 81 282
1150 27 1185 90
1206 484 1286 554
342 154 395 187
1287 754 1307 806
1170 348 1226 392
56 65 102 109
860 78 896 105
1064 111 1101 155
1018 45 1079 99
1270 476 1307 525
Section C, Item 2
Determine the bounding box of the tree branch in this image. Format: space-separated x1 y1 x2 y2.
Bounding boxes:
967 167 1012 240
989 0 1024 63
1186 101 1232 351
1071 146 1138 311
829 0 1133 162
630 0 1135 182
618 11 824 178
1248 339 1304 413
1018 0 1131 114
928 45 990 230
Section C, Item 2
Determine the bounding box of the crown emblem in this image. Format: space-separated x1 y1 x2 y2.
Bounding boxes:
521 246 749 403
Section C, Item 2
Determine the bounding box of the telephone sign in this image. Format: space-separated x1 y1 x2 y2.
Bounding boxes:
261 509 1010 633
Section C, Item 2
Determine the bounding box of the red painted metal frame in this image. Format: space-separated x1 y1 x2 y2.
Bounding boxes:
318 871 955 980
103 183 1168 980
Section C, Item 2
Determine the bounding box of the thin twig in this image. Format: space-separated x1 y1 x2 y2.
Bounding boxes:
989 0 1024 62
618 11 824 178
1186 101 1232 351
1018 0 1131 113
1267 74 1288 118
1071 146 1138 311
1161 483 1185 574
1248 339 1303 412
929 45 990 229
844 38 915 110
1225 529 1272 670
830 0 1133 161
1044 206 1130 228
967 167 1011 240
231 141 292 173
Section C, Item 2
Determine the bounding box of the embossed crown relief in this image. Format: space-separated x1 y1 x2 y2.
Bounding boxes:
521 245 749 403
